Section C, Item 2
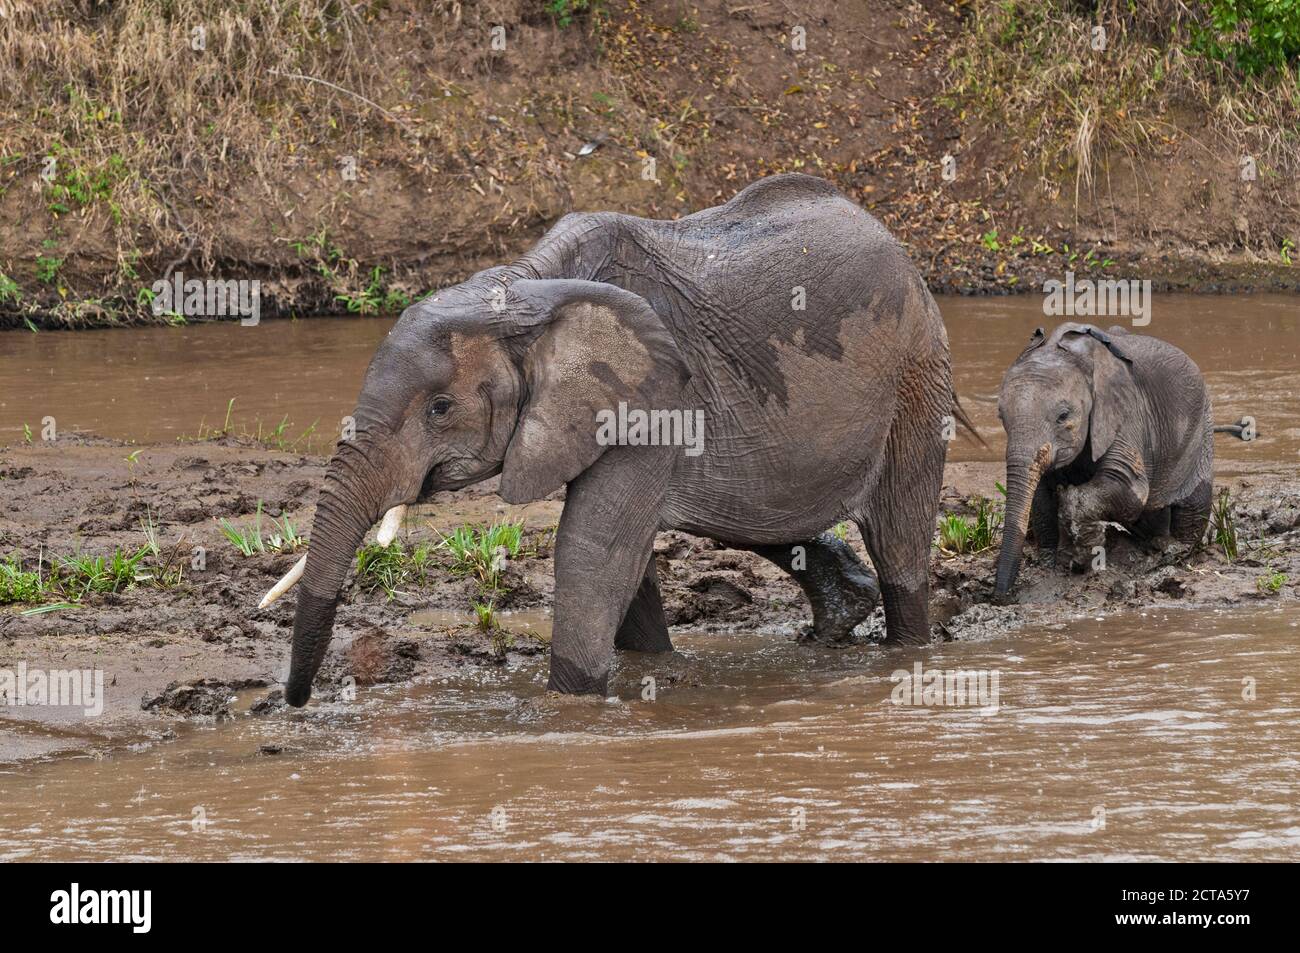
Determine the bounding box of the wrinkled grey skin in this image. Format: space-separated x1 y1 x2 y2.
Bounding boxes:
994 323 1215 596
284 174 954 705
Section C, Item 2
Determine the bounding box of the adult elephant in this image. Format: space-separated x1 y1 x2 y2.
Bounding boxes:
267 174 957 705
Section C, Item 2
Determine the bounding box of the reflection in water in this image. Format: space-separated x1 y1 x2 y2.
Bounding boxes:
2 296 1298 472
1 608 1296 861
0 318 394 448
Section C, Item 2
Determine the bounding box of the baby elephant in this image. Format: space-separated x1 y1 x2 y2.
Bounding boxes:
994 322 1237 596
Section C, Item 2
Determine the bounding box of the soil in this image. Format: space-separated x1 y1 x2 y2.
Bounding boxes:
4 0 1298 331
3 434 1296 762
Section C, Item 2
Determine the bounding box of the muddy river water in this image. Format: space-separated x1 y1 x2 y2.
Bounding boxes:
2 608 1297 861
3 294 1298 468
2 295 1298 861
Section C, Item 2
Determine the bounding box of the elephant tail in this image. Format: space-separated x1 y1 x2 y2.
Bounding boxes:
952 390 988 449
1214 416 1258 440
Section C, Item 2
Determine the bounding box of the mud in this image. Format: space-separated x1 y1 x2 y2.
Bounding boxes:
2 430 1295 764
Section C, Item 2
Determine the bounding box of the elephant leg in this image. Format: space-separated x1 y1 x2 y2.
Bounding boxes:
1057 469 1148 571
857 362 947 646
744 533 880 644
1170 478 1212 547
549 446 674 695
1130 505 1173 550
1028 478 1059 554
614 554 673 653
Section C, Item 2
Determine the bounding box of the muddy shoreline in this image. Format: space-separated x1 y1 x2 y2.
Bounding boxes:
3 433 1295 764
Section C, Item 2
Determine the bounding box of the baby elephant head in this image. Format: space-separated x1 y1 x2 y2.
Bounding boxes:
993 322 1135 595
279 274 689 706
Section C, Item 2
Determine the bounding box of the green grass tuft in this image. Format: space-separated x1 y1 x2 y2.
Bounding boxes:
218 501 306 556
937 495 1004 555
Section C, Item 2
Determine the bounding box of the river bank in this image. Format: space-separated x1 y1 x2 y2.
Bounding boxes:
2 429 1295 764
3 0 1299 330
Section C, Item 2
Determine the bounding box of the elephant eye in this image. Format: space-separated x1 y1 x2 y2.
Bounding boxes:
1057 408 1071 423
431 397 453 417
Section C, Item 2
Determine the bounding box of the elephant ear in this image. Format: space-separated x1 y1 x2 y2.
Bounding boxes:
1058 325 1136 462
1015 326 1047 361
495 279 690 504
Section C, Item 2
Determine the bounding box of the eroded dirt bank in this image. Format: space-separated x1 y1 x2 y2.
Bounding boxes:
2 434 1296 763
4 0 1299 331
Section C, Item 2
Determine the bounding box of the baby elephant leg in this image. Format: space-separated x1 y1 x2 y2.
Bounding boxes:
1057 471 1148 572
746 533 881 644
1131 505 1174 551
1170 479 1213 547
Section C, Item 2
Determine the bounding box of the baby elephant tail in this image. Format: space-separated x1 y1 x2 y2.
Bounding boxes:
1214 416 1258 440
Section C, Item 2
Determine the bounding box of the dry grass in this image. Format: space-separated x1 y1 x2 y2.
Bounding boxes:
0 1 608 325
0 0 384 266
945 0 1300 235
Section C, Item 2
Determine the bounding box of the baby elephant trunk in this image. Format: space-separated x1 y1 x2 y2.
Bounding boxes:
994 443 1051 597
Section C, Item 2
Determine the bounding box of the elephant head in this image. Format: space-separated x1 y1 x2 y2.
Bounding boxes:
273 273 689 706
993 323 1135 595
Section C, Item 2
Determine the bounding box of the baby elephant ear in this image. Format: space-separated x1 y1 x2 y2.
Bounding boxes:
496 279 690 504
1015 327 1046 361
1059 326 1136 461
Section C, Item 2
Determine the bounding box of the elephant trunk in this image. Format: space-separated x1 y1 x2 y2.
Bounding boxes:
285 439 392 707
994 441 1052 597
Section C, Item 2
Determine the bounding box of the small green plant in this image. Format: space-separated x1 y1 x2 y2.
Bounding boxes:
0 272 20 305
830 522 850 541
334 266 409 315
437 521 525 591
1193 0 1300 75
137 510 185 587
55 547 151 599
547 0 598 27
217 501 305 556
1282 238 1295 266
250 414 318 451
938 514 976 554
355 542 406 598
124 448 143 483
43 146 126 216
1210 487 1239 562
22 423 33 444
1 518 180 607
473 600 499 631
937 495 1004 555
1256 570 1287 594
35 255 63 284
0 555 44 604
354 540 434 599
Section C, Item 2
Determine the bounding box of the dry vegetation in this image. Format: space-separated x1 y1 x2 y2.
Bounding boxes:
0 0 1297 328
944 0 1300 271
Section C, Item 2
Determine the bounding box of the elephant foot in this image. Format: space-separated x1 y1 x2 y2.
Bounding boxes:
746 533 880 646
804 563 881 646
1143 533 1178 554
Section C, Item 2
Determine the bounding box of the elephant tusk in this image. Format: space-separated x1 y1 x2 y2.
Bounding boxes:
258 553 307 610
376 505 406 546
256 506 405 610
